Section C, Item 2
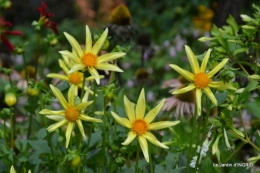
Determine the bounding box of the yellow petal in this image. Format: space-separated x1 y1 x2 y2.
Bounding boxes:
80 114 102 123
200 49 212 72
212 134 222 155
39 109 65 115
136 88 146 119
65 122 74 148
196 88 202 116
111 111 131 128
10 165 16 173
98 52 126 63
76 119 86 139
88 68 100 85
92 28 108 55
76 101 93 111
143 132 168 149
185 45 200 74
172 84 196 94
68 85 75 107
58 59 69 74
85 25 92 52
169 64 194 82
122 131 137 145
46 115 65 121
95 63 123 72
203 87 217 106
82 87 90 102
149 121 180 130
59 50 81 64
124 95 135 122
138 136 149 162
144 98 165 123
64 32 83 57
69 64 85 74
208 81 237 90
207 58 228 78
50 85 69 109
47 119 68 132
47 73 69 81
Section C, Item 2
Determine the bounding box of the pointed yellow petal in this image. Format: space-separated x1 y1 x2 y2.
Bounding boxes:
124 95 135 122
144 99 165 123
172 84 196 94
138 136 149 162
59 50 81 64
47 73 69 81
122 131 137 145
47 119 68 132
65 122 74 148
149 121 180 130
39 109 65 115
212 134 222 155
80 114 102 123
64 32 83 57
203 87 217 106
76 101 93 111
98 52 126 63
196 88 202 116
85 25 92 52
69 64 85 74
143 132 168 149
169 64 194 82
136 88 146 119
46 115 65 121
207 58 228 78
88 68 100 85
50 85 69 109
185 45 200 74
200 49 212 72
82 87 90 102
10 165 16 173
111 111 131 128
68 85 75 107
58 59 69 74
76 119 86 139
95 63 123 72
208 81 237 90
92 28 108 55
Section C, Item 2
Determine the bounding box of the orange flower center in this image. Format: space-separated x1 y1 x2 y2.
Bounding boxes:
81 53 97 68
65 107 79 121
132 119 148 135
69 72 82 85
194 72 210 89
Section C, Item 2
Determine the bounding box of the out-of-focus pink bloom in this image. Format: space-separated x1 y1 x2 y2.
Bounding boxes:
0 17 23 51
35 2 59 35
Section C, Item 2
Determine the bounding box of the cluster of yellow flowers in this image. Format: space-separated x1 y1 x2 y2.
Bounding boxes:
39 25 236 163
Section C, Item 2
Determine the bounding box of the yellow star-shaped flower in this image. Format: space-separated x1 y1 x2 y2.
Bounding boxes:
59 25 125 85
169 45 236 115
111 88 180 162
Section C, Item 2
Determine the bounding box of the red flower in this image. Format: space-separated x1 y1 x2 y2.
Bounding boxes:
36 2 59 35
0 17 23 51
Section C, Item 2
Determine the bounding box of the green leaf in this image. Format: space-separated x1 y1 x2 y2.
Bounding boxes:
201 156 217 173
226 15 239 35
168 167 186 173
89 131 102 147
215 91 228 105
239 81 259 103
15 140 28 152
211 25 220 36
178 154 187 167
36 128 47 139
217 35 228 49
233 47 248 55
154 165 165 173
28 139 51 154
166 152 178 170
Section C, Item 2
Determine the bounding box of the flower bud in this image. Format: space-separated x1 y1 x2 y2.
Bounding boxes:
5 93 17 107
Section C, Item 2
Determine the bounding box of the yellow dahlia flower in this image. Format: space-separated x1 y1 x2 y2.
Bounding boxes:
111 88 180 162
39 85 102 148
47 59 104 95
59 25 125 85
169 45 236 115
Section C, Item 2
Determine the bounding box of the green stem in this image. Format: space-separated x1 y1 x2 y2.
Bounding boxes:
22 52 29 83
186 107 197 173
113 101 117 140
224 142 245 163
102 97 107 172
10 107 14 148
239 109 248 139
27 112 33 139
81 73 86 99
3 118 7 145
34 33 41 80
149 145 154 173
135 144 140 172
42 45 50 78
255 46 258 74
237 61 250 76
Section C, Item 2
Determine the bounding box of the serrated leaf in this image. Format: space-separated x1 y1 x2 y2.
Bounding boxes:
15 140 28 152
215 91 228 105
36 128 47 139
166 152 178 170
154 165 165 173
28 139 51 154
178 154 187 167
